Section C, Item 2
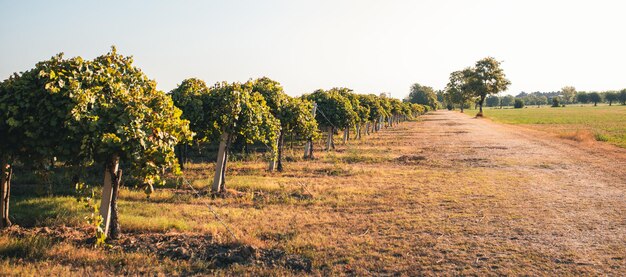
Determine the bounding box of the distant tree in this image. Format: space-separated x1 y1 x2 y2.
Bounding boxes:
485 95 500 107
500 95 515 107
552 96 561 107
619 89 626 105
523 95 537 106
436 89 445 107
561 86 577 104
444 70 475 112
514 98 524 108
576 92 589 104
406 83 438 110
472 57 511 116
536 95 548 107
604 91 618 106
588 92 602 106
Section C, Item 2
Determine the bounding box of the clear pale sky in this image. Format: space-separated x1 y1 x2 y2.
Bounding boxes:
1 0 624 98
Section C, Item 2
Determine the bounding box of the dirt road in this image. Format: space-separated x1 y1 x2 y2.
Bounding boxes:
391 110 625 274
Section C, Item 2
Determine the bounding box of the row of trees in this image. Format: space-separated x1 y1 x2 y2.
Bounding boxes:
484 89 626 108
170 77 311 193
569 90 626 106
0 48 429 239
405 84 439 110
442 57 511 115
550 87 626 106
485 94 547 108
303 88 428 150
171 80 429 194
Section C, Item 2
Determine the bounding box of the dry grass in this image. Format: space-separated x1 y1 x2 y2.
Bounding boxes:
2 112 625 275
556 130 597 144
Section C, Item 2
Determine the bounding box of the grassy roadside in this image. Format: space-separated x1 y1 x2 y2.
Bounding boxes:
483 105 626 148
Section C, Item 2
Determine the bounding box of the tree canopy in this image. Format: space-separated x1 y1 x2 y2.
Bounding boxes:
588 92 602 106
561 86 577 104
619 89 626 105
604 91 618 106
472 57 511 114
444 69 477 112
302 89 356 130
0 47 194 232
406 83 438 109
2 47 193 183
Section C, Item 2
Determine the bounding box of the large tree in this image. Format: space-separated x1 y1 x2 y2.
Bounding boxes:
444 69 477 112
472 57 511 116
604 91 618 106
577 92 589 104
561 86 577 104
588 92 602 106
500 95 515 108
485 95 500 107
536 95 548 107
406 83 438 110
619 89 626 105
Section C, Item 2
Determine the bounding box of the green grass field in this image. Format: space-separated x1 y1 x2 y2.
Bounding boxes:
484 105 626 148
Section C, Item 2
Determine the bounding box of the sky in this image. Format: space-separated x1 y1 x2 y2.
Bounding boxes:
1 0 625 98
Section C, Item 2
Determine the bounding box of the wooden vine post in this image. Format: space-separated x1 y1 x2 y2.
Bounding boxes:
99 155 120 236
269 130 280 172
0 162 12 228
326 127 333 151
304 103 317 159
212 132 229 194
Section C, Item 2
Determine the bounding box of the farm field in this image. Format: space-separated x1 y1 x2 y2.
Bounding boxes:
484 105 626 148
1 110 625 275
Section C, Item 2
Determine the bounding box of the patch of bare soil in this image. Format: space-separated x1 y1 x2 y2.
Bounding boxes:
395 155 427 165
1 226 312 273
115 232 311 271
453 157 495 167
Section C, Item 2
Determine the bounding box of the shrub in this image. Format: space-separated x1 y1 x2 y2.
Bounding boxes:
513 98 524 108
552 97 561 107
595 133 609 142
